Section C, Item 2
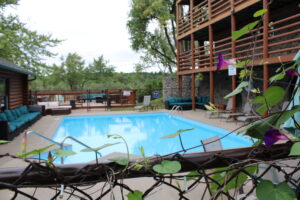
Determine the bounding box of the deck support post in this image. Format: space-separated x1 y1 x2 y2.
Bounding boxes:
263 0 269 92
209 24 214 104
263 0 270 116
231 0 237 113
191 33 196 110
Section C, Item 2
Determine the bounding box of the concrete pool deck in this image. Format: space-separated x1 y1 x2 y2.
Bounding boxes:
0 109 248 199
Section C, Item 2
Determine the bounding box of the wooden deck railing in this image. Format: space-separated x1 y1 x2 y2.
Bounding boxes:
210 0 230 19
177 0 257 36
194 44 210 69
29 89 137 108
178 12 191 36
192 0 208 29
268 13 300 58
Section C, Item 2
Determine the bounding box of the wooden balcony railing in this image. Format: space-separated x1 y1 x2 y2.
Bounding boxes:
177 4 299 73
235 26 264 61
194 45 210 69
177 0 257 37
178 50 193 70
192 0 208 29
234 0 245 6
213 36 232 66
268 13 300 58
178 12 191 36
211 0 231 19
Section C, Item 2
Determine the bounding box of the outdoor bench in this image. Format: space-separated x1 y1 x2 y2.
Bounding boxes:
0 105 44 140
165 96 210 110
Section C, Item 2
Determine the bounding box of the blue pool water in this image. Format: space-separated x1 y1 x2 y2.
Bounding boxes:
52 113 252 164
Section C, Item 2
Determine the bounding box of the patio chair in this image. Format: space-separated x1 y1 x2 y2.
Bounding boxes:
134 95 151 111
201 136 223 152
209 98 233 118
236 101 290 123
220 102 253 121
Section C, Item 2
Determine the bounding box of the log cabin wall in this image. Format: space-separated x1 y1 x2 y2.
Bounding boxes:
0 68 28 109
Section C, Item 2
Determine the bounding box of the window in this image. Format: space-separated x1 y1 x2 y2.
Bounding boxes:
0 79 7 111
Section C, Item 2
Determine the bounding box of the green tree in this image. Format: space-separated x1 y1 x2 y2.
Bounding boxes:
88 55 115 81
59 53 88 90
127 0 176 73
0 3 61 73
0 0 18 9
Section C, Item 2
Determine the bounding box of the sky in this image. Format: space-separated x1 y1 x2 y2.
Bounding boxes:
5 0 141 72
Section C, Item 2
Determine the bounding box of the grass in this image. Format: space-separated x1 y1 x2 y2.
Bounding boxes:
110 107 134 111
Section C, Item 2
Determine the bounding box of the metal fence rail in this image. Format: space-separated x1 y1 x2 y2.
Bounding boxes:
0 142 299 199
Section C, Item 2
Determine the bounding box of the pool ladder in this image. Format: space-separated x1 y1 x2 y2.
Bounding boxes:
170 105 183 114
27 131 102 198
27 131 102 164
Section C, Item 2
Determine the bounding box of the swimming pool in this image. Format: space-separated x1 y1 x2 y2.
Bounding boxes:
52 113 252 164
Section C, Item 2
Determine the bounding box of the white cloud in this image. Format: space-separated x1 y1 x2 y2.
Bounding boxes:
5 0 140 72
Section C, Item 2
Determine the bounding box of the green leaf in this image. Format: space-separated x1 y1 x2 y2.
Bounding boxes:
187 171 200 181
54 149 76 157
107 134 121 139
109 157 130 166
289 142 300 156
0 140 8 144
160 128 194 139
252 96 265 104
234 59 252 68
209 168 225 194
274 105 300 127
153 160 181 174
239 69 251 80
232 20 259 41
210 166 257 194
253 9 268 17
256 180 296 200
244 106 300 139
17 144 54 158
252 86 285 115
263 86 285 106
224 81 248 99
269 73 285 83
81 142 121 152
134 164 144 170
126 190 143 200
245 114 279 139
256 105 268 115
139 146 145 156
224 166 257 192
251 88 261 94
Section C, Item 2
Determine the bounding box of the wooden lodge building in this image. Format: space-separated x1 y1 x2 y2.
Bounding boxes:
175 0 299 111
0 58 35 110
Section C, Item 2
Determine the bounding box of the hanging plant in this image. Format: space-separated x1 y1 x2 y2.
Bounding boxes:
196 73 204 81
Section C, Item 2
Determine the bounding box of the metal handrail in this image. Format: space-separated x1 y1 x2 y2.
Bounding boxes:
170 105 183 114
60 136 102 164
27 131 61 147
27 131 102 164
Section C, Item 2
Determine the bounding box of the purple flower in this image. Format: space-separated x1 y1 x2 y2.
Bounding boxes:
264 129 289 147
216 53 235 71
285 69 299 77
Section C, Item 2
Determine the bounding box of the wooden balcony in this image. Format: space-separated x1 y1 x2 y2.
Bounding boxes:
177 0 260 39
178 12 300 73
